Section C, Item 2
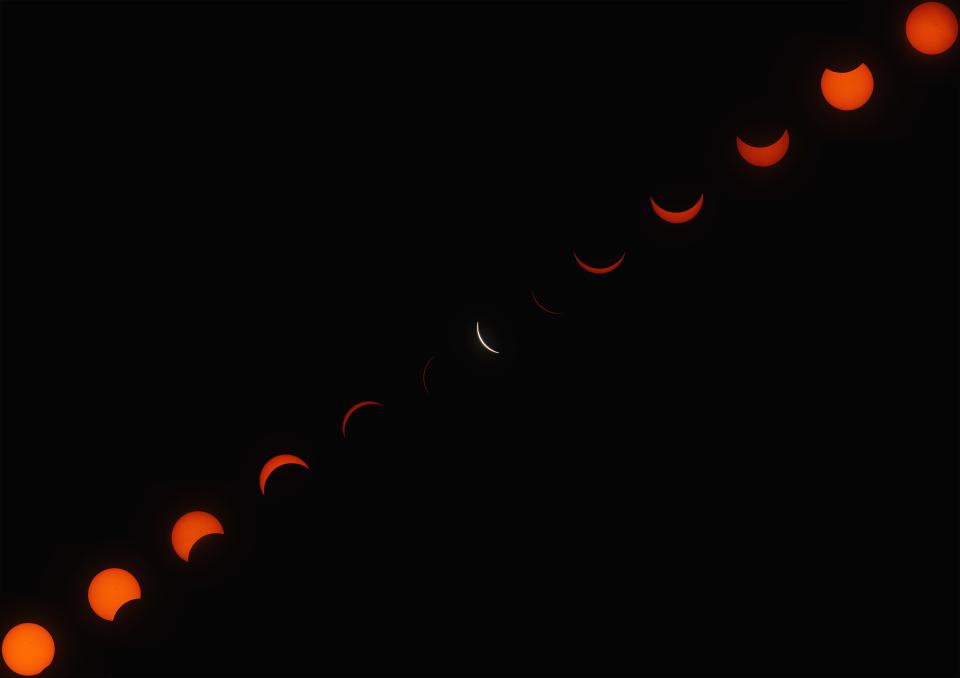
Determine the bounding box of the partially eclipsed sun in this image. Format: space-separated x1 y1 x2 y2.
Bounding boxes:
171 511 224 562
821 63 874 110
573 251 626 274
341 401 383 438
650 194 704 224
88 568 141 621
476 322 500 354
259 454 309 495
736 129 790 167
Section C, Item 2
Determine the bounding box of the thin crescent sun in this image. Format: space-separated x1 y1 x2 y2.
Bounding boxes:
530 290 562 315
736 129 790 167
476 322 499 354
573 251 626 275
341 400 383 438
649 194 704 223
421 356 435 393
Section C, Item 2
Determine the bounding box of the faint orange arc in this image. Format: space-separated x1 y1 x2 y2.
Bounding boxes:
259 454 309 495
2 623 55 676
573 251 626 275
906 2 958 55
341 400 383 438
530 290 562 315
421 356 434 393
820 63 874 110
736 129 790 167
171 511 224 562
87 568 141 622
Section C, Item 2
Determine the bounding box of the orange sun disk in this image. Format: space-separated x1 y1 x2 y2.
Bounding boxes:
2 623 55 676
906 2 958 54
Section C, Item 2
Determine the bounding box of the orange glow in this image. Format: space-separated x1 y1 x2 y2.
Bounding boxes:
736 129 790 167
820 63 874 110
530 289 562 315
649 194 704 223
259 454 309 494
421 356 434 393
2 623 55 676
341 400 383 438
906 2 958 54
573 251 626 275
87 568 141 621
171 510 224 562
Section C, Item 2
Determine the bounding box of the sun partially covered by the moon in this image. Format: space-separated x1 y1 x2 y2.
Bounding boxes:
737 129 790 167
476 321 500 354
259 454 309 495
530 290 562 316
650 194 704 223
821 63 874 110
171 511 224 562
573 251 626 274
87 568 142 621
341 400 383 438
421 356 435 393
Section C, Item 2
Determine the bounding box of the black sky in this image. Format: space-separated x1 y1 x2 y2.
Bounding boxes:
1 2 958 676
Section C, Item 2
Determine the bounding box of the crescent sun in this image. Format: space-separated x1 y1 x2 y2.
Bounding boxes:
573 251 626 275
341 400 384 438
171 511 224 563
530 290 562 315
421 356 435 393
736 129 789 167
476 322 500 354
259 454 310 495
649 193 704 224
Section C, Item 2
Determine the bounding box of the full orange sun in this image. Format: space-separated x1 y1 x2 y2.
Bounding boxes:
906 2 958 54
2 624 55 676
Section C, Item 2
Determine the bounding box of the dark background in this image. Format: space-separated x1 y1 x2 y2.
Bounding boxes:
1 1 957 676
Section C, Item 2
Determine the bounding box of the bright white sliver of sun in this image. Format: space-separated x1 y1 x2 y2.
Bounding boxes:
476 322 499 354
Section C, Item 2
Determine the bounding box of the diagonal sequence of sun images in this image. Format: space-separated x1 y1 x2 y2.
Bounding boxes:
2 3 957 675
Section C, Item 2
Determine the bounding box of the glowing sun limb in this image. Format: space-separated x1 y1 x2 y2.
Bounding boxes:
476 322 500 354
259 454 310 495
531 290 562 315
341 400 383 438
422 356 435 393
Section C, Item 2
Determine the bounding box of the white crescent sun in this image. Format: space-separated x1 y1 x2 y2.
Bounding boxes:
476 322 500 354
